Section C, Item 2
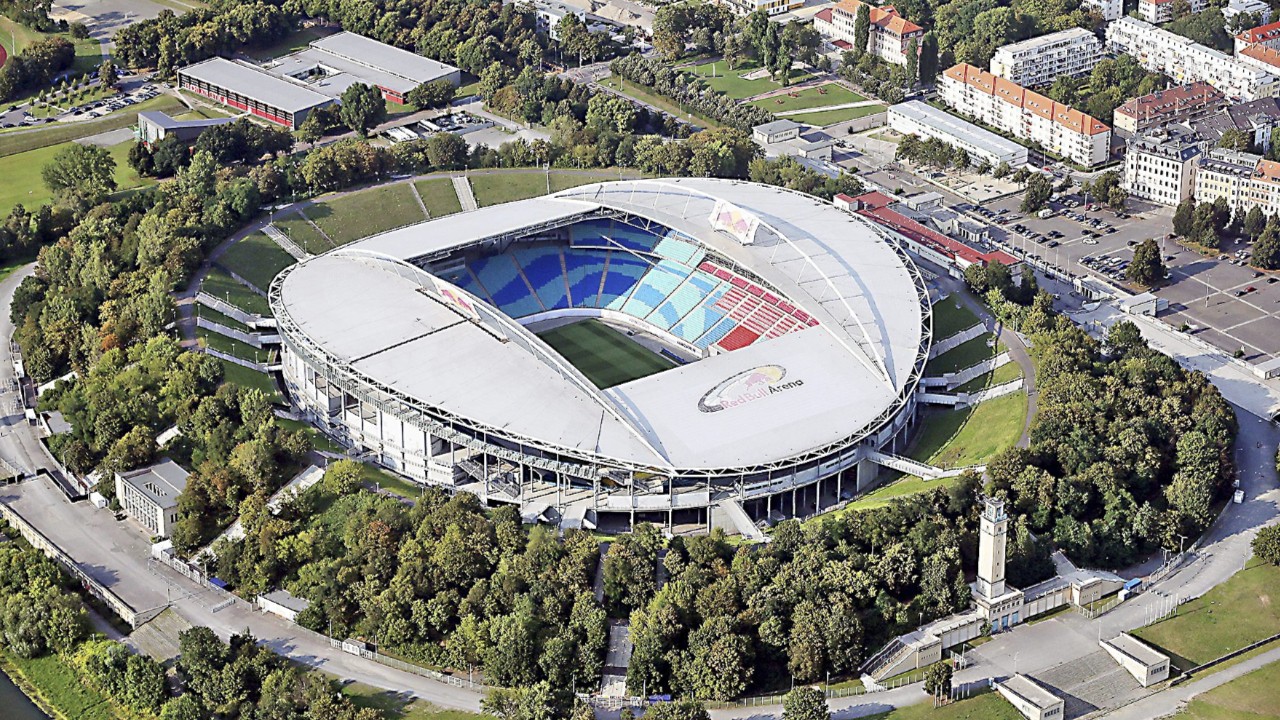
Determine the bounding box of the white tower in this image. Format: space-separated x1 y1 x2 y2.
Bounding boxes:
976 497 1008 600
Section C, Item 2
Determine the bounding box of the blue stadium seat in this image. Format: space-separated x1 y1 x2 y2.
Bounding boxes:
605 224 661 254
470 255 543 318
621 260 691 319
512 246 569 311
600 254 652 309
694 316 737 349
568 219 618 249
651 236 700 265
455 270 492 304
649 272 721 331
563 249 606 307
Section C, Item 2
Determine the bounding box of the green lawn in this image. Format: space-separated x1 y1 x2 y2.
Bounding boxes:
175 105 232 120
198 327 269 363
219 233 296 291
342 681 495 720
550 171 630 192
1134 559 1280 671
216 359 281 401
926 334 998 376
1179 657 1280 720
355 462 426 499
954 360 1022 395
273 212 333 255
470 172 550 206
787 104 887 126
683 60 811 99
917 391 1026 468
0 140 156 216
931 298 982 339
1 650 120 720
597 76 720 128
864 688 1022 720
277 418 345 454
536 320 675 388
749 83 866 113
0 95 185 157
197 305 252 332
308 183 426 244
201 267 273 316
415 177 464 218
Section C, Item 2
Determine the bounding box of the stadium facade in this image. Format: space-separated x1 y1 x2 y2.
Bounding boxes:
271 179 932 530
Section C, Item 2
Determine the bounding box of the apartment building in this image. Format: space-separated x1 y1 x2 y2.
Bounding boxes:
1107 17 1280 101
1193 97 1280 152
813 0 924 66
1225 0 1272 25
1122 129 1203 206
1138 0 1206 23
1112 83 1226 134
1082 0 1123 21
716 0 803 16
888 101 1029 167
939 63 1112 167
1194 149 1264 213
990 28 1103 88
115 459 189 538
1236 19 1280 54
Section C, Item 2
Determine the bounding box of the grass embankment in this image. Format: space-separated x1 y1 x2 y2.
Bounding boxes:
926 334 999 376
1133 558 1280 672
197 327 269 363
469 172 553 206
788 104 886 126
683 59 810 99
931 298 981 340
414 177 464 218
216 360 281 402
201 267 272 316
954 361 1022 394
307 183 426 244
1179 658 1280 720
863 688 1022 720
0 140 156 216
342 680 495 720
596 75 719 129
273 211 334 255
0 649 122 720
218 232 296 291
276 417 344 454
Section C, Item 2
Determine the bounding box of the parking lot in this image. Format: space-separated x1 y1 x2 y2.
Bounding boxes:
955 192 1280 360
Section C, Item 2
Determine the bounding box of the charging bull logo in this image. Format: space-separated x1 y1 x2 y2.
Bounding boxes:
698 365 803 413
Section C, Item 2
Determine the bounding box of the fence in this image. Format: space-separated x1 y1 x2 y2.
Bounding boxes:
1170 631 1280 686
198 346 274 372
704 669 927 709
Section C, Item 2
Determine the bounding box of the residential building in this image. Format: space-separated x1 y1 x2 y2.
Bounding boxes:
1107 17 1280 101
1225 0 1273 26
716 0 804 17
1194 149 1264 213
115 459 189 538
1082 0 1123 21
1192 97 1280 151
1139 0 1206 24
1122 129 1203 206
939 63 1112 167
813 0 925 66
888 101 1029 167
1236 18 1280 53
1112 83 1226 134
135 110 234 146
1238 43 1280 77
989 28 1104 88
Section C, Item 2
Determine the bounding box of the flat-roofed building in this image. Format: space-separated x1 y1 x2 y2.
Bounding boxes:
115 459 189 538
1100 634 1171 687
257 590 311 622
1083 0 1123 21
814 0 924 66
1139 0 1206 23
1107 17 1280 102
752 119 804 144
265 31 460 105
1113 83 1226 134
990 28 1103 88
135 110 234 146
939 63 1112 167
1225 0 1273 26
888 100 1028 167
177 58 335 129
715 0 804 16
996 674 1065 720
1123 129 1203 206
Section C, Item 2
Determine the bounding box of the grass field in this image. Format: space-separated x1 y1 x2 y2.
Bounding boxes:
931 298 981 339
536 320 675 388
201 268 273 316
273 212 333 255
219 233 296 291
198 327 268 362
953 360 1022 394
1 650 120 720
684 60 811 99
597 76 719 128
1179 657 1280 720
0 95 184 157
1134 559 1280 671
470 172 551 206
787 104 887 126
0 140 156 216
217 360 281 401
864 688 1022 720
197 305 252 332
308 184 425 244
342 681 495 720
749 83 865 113
415 177 464 218
276 417 344 454
926 334 999 376
175 105 232 120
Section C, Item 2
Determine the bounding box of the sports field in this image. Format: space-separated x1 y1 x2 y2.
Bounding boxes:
536 320 674 388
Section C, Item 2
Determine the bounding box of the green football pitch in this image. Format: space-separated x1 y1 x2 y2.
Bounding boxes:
536 320 675 388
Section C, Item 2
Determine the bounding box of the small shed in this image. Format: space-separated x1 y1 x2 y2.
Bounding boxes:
257 589 311 622
752 119 803 144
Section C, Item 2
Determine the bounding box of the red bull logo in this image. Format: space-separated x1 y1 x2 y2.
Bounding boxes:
698 365 803 413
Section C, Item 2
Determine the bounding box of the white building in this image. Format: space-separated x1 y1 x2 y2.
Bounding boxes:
1082 0 1123 21
752 119 803 144
1107 17 1280 102
1237 19 1280 54
813 0 925 66
939 63 1112 168
996 675 1065 720
1123 130 1203 206
1139 0 1206 23
115 459 189 538
257 590 311 622
716 0 803 17
1100 634 1171 687
888 101 1029 167
990 28 1104 88
1225 0 1273 26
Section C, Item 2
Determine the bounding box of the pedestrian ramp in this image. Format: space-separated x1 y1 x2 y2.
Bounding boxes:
1031 650 1145 719
126 608 193 663
263 224 308 260
868 451 945 479
713 498 765 542
453 176 479 212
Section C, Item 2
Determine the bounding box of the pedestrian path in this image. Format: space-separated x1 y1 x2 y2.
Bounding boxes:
453 176 479 212
408 180 431 218
775 99 886 117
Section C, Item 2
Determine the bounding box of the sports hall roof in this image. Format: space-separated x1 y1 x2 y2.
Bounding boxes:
275 180 928 472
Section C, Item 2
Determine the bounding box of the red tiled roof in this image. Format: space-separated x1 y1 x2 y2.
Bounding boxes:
1113 82 1224 122
832 0 924 37
943 63 1110 136
1239 19 1280 44
839 192 1019 267
1241 44 1280 69
815 7 833 22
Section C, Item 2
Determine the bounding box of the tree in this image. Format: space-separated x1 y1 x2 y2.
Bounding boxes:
782 687 829 720
41 143 117 208
1127 239 1165 286
1254 524 1280 565
643 700 711 720
1253 219 1280 270
1219 128 1250 151
1244 206 1266 239
339 83 387 137
919 32 939 84
923 662 953 698
853 3 871 57
1021 173 1052 213
407 79 457 109
1173 198 1196 237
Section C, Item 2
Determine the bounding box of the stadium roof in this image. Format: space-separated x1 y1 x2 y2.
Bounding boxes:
275 180 928 473
177 58 334 114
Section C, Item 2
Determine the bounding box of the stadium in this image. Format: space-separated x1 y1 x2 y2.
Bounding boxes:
271 178 932 532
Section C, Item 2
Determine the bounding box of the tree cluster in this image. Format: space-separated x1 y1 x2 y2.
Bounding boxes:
0 544 87 658
130 118 294 178
1166 8 1231 52
1172 196 1231 249
1126 239 1166 287
0 35 75 101
896 134 970 171
112 2 297 74
1045 55 1161 124
1081 171 1127 213
610 53 775 132
837 51 909 104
